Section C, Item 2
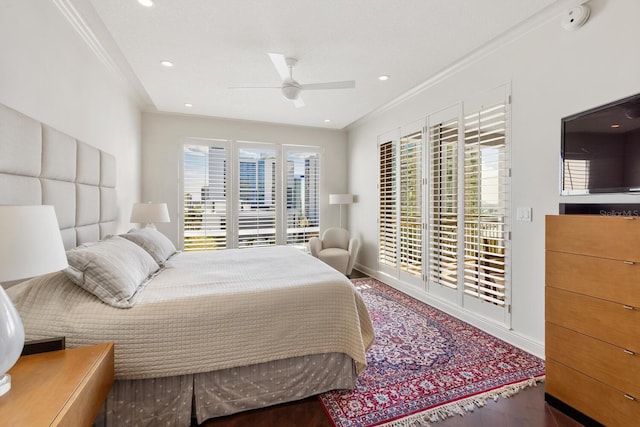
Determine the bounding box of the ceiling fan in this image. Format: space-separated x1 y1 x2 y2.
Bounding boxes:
231 53 356 108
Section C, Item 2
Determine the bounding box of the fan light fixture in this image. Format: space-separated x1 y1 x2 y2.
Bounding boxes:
229 53 355 108
281 81 301 100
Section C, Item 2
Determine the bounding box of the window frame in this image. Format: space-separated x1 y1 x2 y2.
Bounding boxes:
181 139 323 252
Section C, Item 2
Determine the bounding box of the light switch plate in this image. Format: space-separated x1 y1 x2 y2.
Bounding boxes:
516 207 532 222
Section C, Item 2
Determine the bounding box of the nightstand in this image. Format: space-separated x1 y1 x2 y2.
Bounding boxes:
0 342 114 426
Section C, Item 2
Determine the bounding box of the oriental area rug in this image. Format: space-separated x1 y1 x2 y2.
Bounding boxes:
319 278 545 427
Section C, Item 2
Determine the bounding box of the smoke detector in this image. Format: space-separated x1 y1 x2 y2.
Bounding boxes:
561 5 590 31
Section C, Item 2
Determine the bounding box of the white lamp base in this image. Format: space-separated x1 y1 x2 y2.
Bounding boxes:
0 373 11 396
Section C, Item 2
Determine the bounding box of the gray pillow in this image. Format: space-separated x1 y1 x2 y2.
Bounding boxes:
64 235 160 308
120 228 177 266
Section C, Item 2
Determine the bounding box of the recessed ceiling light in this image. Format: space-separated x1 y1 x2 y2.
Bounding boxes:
138 0 154 7
611 123 620 128
324 119 331 123
378 75 390 81
160 60 174 67
185 103 193 108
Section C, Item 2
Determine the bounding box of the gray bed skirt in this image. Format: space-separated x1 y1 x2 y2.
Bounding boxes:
95 352 357 426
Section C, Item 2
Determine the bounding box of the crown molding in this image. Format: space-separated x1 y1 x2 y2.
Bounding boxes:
52 0 154 109
347 0 587 130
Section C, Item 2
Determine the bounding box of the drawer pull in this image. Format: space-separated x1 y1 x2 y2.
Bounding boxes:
623 216 636 220
623 305 635 310
624 394 636 401
624 349 636 355
623 261 635 265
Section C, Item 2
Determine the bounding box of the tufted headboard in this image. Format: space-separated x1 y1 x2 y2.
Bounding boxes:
0 103 117 250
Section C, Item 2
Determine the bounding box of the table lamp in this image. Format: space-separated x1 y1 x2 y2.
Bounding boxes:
130 202 170 229
0 205 68 396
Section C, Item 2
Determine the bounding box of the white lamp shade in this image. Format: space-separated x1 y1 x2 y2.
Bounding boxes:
130 202 170 224
329 194 354 205
0 205 68 282
0 205 68 396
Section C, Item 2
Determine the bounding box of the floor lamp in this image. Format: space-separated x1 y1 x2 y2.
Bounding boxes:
329 194 354 228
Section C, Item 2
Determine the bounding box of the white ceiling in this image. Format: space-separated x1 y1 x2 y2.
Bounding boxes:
84 0 559 129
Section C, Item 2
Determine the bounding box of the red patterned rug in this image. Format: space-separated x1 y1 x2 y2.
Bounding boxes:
319 277 545 427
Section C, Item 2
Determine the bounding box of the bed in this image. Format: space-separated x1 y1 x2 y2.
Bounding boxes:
0 103 374 425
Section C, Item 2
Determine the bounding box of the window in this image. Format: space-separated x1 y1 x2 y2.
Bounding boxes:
183 141 228 251
463 101 509 307
379 85 511 323
399 130 422 277
182 140 321 251
428 113 459 291
377 125 423 284
237 146 278 248
285 149 321 248
378 139 397 268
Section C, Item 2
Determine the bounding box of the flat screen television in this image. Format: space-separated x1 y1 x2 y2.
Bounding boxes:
561 93 640 195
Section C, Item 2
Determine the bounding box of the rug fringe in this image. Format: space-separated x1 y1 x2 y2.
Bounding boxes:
378 376 545 427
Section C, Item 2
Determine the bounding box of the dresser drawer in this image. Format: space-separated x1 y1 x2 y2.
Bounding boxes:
546 287 640 351
546 250 640 306
546 322 640 398
546 215 640 260
546 359 640 426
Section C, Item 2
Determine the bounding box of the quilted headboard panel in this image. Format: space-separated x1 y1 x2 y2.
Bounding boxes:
0 103 117 249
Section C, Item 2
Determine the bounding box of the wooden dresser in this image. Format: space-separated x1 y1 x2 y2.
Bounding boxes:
545 214 640 426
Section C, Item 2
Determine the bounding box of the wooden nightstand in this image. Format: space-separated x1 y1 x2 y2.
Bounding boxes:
0 342 114 426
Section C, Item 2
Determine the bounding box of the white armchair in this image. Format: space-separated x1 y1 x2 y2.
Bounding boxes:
309 227 360 276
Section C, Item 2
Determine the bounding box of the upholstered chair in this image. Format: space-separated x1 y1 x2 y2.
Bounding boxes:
309 227 360 276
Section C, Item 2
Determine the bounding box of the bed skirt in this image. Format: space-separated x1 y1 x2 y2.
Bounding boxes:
94 352 357 426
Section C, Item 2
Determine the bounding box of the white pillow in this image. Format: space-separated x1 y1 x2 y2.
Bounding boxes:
64 235 159 308
120 228 177 266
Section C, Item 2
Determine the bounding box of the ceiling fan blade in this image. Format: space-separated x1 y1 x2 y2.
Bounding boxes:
300 80 355 90
268 53 290 81
228 86 280 89
293 97 305 108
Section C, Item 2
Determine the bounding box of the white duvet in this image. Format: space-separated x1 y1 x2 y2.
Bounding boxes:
8 246 375 380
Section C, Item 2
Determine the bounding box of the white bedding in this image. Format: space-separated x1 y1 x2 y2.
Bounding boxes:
8 245 374 380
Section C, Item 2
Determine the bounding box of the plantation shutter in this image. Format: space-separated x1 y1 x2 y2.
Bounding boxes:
428 113 460 290
285 149 321 248
183 142 228 251
463 100 509 307
237 146 278 248
379 139 397 268
399 130 422 277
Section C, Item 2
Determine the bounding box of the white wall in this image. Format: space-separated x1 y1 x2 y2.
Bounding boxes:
346 0 640 356
141 112 347 245
0 0 142 233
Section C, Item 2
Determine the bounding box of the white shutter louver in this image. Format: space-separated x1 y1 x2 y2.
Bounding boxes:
286 150 320 247
238 147 278 248
183 143 228 251
399 131 422 277
379 140 397 267
463 102 508 306
428 117 459 290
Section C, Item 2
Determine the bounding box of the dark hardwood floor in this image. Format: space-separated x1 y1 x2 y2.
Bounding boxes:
199 270 582 427
199 386 582 427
